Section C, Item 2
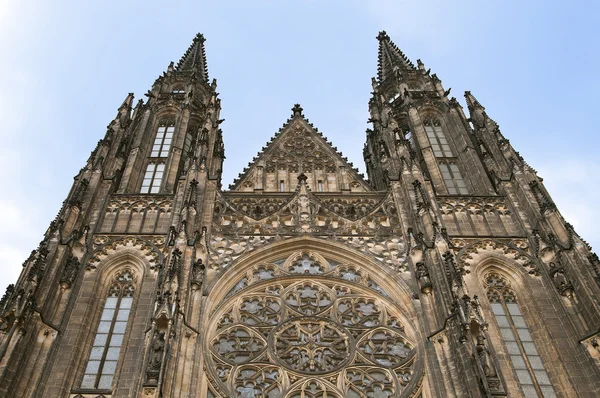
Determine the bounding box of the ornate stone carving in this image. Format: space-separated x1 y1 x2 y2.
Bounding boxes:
59 254 81 289
100 195 173 234
190 258 205 290
206 265 419 397
212 326 266 365
86 235 164 270
214 185 397 238
457 239 537 275
209 235 274 269
223 251 392 299
549 262 574 297
415 261 432 294
145 331 166 384
438 196 522 237
273 317 351 373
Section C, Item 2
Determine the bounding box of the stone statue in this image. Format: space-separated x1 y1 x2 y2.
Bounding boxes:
476 335 496 377
416 262 432 294
191 258 205 290
59 255 80 289
146 331 166 384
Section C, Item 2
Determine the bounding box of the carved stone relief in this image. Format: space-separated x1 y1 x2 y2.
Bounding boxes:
438 196 522 237
86 235 164 270
100 195 173 234
454 239 537 275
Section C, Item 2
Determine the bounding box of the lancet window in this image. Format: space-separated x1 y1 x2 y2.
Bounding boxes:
151 123 175 158
140 163 165 194
80 269 136 390
424 119 453 157
439 163 468 195
485 272 556 397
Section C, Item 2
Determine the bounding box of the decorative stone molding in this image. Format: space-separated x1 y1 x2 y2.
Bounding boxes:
86 235 164 270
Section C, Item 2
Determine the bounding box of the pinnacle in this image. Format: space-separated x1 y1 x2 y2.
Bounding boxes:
119 93 134 110
464 91 485 111
376 30 415 82
175 33 209 81
376 30 390 42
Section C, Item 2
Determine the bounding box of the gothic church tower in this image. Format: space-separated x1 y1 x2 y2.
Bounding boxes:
0 32 599 398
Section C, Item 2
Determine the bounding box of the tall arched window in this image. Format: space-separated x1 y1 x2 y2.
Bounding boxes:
140 162 165 194
80 269 136 390
424 119 453 157
151 122 175 158
485 272 556 397
424 119 468 195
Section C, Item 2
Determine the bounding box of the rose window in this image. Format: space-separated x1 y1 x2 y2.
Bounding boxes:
272 317 351 373
206 251 421 397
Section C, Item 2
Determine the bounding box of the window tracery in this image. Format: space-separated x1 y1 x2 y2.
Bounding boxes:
81 269 136 390
484 272 556 397
205 250 420 397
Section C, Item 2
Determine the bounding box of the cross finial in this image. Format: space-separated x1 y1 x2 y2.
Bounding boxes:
291 104 304 117
377 31 389 41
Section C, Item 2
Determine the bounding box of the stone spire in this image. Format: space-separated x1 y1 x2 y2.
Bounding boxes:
175 33 209 81
464 90 485 113
376 30 415 82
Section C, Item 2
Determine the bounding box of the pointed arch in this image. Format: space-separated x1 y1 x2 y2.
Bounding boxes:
464 256 559 397
73 250 152 392
200 236 425 398
80 268 138 390
204 236 416 311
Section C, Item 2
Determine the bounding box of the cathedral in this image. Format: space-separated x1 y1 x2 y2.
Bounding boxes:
0 31 599 398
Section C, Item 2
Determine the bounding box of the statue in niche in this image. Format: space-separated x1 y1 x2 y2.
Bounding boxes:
146 331 166 384
59 255 80 289
191 258 205 290
476 335 496 377
378 140 390 160
549 263 574 297
416 262 432 294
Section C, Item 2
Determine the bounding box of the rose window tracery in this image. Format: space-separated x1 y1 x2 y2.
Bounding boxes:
206 251 421 397
273 317 351 373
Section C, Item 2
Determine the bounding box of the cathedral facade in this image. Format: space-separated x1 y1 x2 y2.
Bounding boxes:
0 32 599 398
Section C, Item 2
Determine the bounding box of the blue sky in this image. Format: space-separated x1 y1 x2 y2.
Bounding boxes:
0 1 598 293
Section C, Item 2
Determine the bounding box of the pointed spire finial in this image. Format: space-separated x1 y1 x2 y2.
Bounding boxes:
376 30 415 81
175 33 209 81
291 104 304 118
377 30 390 41
119 93 134 111
464 91 485 112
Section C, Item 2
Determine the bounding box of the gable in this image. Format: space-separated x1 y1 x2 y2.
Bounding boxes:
229 105 372 193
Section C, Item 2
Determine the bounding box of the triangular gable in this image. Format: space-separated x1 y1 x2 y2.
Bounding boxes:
229 104 372 193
